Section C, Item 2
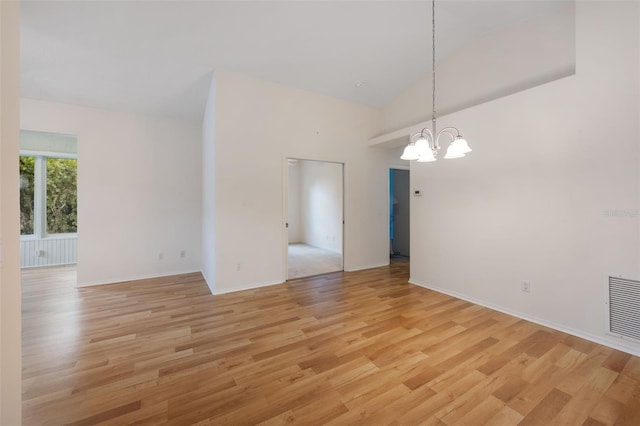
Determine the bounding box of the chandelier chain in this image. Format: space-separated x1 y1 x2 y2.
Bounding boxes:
432 0 436 129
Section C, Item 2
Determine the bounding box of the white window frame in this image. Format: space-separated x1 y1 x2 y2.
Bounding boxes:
20 150 78 239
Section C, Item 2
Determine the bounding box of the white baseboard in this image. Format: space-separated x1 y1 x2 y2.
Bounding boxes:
212 261 395 295
409 278 640 357
345 262 390 272
77 269 202 287
213 279 284 295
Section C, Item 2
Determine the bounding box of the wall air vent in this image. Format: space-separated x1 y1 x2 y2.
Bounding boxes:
607 276 640 342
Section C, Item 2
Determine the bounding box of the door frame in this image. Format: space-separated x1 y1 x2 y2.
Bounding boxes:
389 165 410 258
283 156 345 281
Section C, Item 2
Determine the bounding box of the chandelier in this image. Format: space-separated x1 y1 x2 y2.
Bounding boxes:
401 0 472 162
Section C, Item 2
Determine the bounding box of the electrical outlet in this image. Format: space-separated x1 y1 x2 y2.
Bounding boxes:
180 250 186 258
236 263 242 271
521 280 531 293
158 253 164 260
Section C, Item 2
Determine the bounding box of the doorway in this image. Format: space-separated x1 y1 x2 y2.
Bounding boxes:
286 158 344 279
390 168 410 258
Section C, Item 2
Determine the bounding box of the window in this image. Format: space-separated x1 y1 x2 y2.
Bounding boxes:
46 157 78 234
19 155 77 237
19 156 35 235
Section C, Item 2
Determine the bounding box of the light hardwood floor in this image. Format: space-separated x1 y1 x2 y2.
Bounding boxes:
22 261 640 425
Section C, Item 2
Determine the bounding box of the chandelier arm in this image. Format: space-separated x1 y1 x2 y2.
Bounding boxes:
410 128 433 139
411 128 436 150
434 128 460 149
436 127 460 142
437 127 462 137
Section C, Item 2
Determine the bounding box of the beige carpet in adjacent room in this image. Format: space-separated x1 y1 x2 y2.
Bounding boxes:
287 243 342 279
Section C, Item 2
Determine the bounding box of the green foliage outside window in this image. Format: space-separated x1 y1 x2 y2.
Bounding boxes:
19 156 77 235
47 158 77 234
19 156 35 235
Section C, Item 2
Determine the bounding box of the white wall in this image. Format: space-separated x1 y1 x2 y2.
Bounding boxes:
21 99 203 286
300 160 343 253
212 70 389 294
287 160 301 243
0 2 22 423
201 74 216 293
381 3 575 134
384 2 640 354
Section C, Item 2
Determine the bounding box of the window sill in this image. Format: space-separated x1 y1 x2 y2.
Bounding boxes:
21 234 78 241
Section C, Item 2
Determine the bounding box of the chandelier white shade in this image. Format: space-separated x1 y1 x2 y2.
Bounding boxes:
401 0 472 162
401 127 471 162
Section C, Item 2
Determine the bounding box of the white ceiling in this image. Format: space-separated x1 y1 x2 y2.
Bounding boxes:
20 1 570 122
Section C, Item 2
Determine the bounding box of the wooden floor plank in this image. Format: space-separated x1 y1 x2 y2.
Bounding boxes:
21 261 640 425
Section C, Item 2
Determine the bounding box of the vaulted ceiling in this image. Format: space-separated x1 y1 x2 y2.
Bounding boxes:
21 1 570 122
